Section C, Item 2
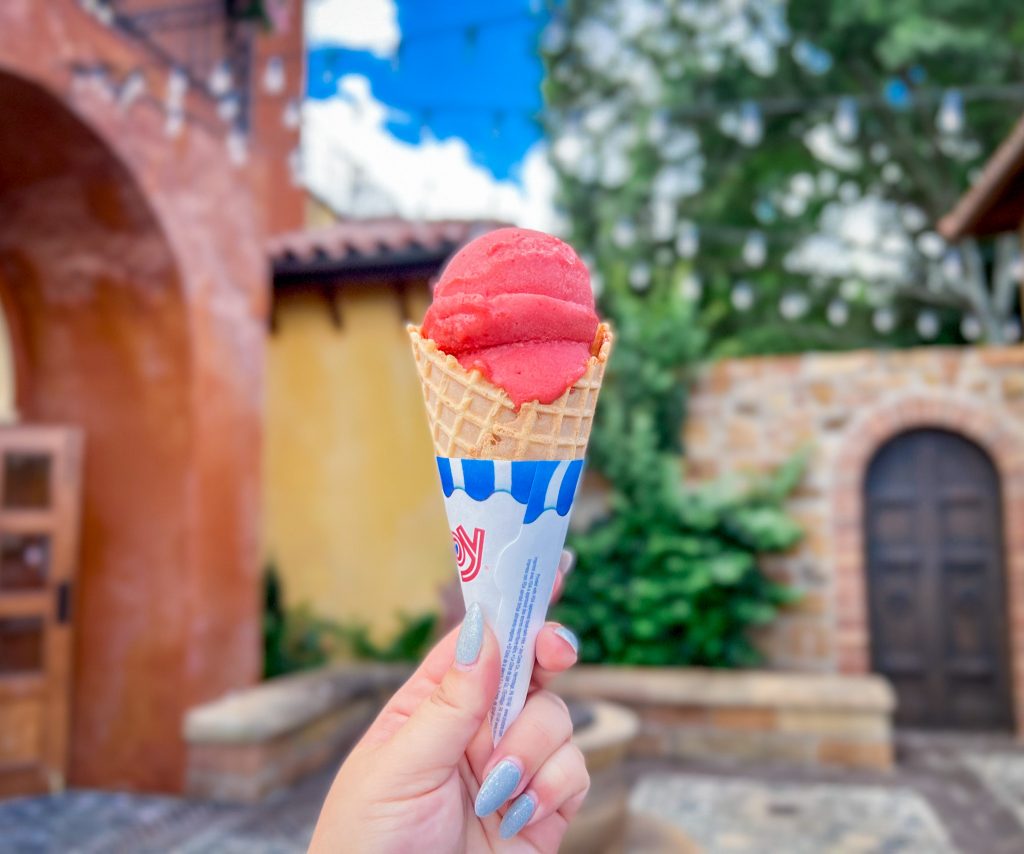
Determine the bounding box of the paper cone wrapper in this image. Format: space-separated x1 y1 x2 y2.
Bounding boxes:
409 324 612 742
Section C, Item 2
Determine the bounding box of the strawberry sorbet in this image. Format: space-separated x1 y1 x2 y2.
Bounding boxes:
421 228 599 407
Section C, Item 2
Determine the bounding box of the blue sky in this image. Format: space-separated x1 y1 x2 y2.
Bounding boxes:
302 0 554 223
307 0 547 181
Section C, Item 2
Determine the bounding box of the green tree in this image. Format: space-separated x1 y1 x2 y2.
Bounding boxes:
543 0 1024 352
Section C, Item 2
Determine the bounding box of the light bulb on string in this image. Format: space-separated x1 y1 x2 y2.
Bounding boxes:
731 280 755 311
218 95 240 123
779 291 809 320
826 298 849 327
883 78 912 110
675 220 699 258
629 263 652 291
95 0 115 25
227 127 248 167
742 231 767 267
916 231 945 259
282 98 301 130
612 219 637 249
263 56 286 95
942 249 963 280
834 97 858 143
960 314 982 342
873 307 897 334
118 70 146 109
164 107 184 139
679 271 702 302
209 61 232 97
936 89 964 135
288 148 304 187
916 309 940 340
839 279 862 301
167 67 187 108
737 101 763 147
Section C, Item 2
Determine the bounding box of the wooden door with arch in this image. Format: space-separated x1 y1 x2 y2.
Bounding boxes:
0 426 82 796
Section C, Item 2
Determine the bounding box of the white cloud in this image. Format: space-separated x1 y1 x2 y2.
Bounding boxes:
305 0 399 56
302 75 556 230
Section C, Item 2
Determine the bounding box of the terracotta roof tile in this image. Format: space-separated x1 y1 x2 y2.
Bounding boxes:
269 218 505 278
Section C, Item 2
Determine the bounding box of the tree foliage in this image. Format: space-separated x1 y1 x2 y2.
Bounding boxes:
543 0 1024 352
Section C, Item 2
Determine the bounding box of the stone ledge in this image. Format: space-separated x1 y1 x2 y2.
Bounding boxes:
184 662 411 745
554 666 894 771
555 666 894 713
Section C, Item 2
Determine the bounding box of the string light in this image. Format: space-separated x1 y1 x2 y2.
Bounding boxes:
779 291 809 320
826 298 849 327
263 56 286 95
209 60 232 97
218 96 240 123
118 69 145 108
675 221 699 258
629 263 652 291
916 309 940 340
227 127 248 167
679 271 702 301
731 280 755 311
936 89 965 135
833 96 859 142
960 314 982 341
612 219 637 249
167 67 187 108
873 307 897 334
737 101 764 147
742 231 767 267
283 98 301 130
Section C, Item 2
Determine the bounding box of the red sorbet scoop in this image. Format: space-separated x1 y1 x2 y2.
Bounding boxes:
421 228 599 407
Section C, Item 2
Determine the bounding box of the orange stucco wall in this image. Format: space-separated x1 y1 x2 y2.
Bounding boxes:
0 2 278 792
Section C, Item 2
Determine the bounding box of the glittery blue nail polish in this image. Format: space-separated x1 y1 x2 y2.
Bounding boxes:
553 625 579 656
474 759 521 818
456 602 484 667
499 793 536 839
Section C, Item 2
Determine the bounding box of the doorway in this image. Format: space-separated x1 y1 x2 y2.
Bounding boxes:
865 428 1012 729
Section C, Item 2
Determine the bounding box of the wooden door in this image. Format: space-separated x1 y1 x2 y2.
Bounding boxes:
865 428 1012 729
0 426 82 796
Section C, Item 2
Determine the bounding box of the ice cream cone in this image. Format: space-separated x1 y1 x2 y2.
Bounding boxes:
407 322 613 461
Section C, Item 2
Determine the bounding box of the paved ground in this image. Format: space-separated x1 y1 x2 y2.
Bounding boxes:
2 732 1024 852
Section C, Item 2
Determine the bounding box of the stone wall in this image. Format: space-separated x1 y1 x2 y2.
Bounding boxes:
685 346 1024 700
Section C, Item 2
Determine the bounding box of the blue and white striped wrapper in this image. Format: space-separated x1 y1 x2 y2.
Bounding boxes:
436 457 584 743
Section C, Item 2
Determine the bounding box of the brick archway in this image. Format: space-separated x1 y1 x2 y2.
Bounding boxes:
0 5 266 791
831 393 1024 731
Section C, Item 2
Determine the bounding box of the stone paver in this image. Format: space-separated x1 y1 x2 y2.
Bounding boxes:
630 775 953 853
3 732 1024 852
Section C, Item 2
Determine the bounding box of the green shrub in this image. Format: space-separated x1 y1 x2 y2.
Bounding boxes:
262 566 437 677
551 268 803 668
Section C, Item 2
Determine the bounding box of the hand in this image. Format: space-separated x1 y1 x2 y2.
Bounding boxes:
309 553 586 853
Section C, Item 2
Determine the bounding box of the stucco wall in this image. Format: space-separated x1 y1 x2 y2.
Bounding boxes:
264 283 454 639
685 346 1024 678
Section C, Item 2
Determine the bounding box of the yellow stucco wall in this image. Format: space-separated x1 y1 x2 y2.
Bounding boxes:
264 282 454 638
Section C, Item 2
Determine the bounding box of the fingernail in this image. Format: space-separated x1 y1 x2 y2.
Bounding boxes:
474 759 521 817
499 793 537 839
455 602 483 668
559 549 576 576
553 626 579 656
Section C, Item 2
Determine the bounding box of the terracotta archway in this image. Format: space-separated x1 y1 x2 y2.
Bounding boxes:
0 5 266 792
831 393 1024 731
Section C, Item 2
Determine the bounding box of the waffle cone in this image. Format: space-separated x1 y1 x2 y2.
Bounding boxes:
408 323 613 460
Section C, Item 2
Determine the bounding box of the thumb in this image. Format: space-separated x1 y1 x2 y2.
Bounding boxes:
387 603 500 773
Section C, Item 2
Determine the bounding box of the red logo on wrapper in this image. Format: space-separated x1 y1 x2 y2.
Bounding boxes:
452 525 485 582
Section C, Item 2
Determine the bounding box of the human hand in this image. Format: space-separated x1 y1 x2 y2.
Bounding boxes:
309 552 585 853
